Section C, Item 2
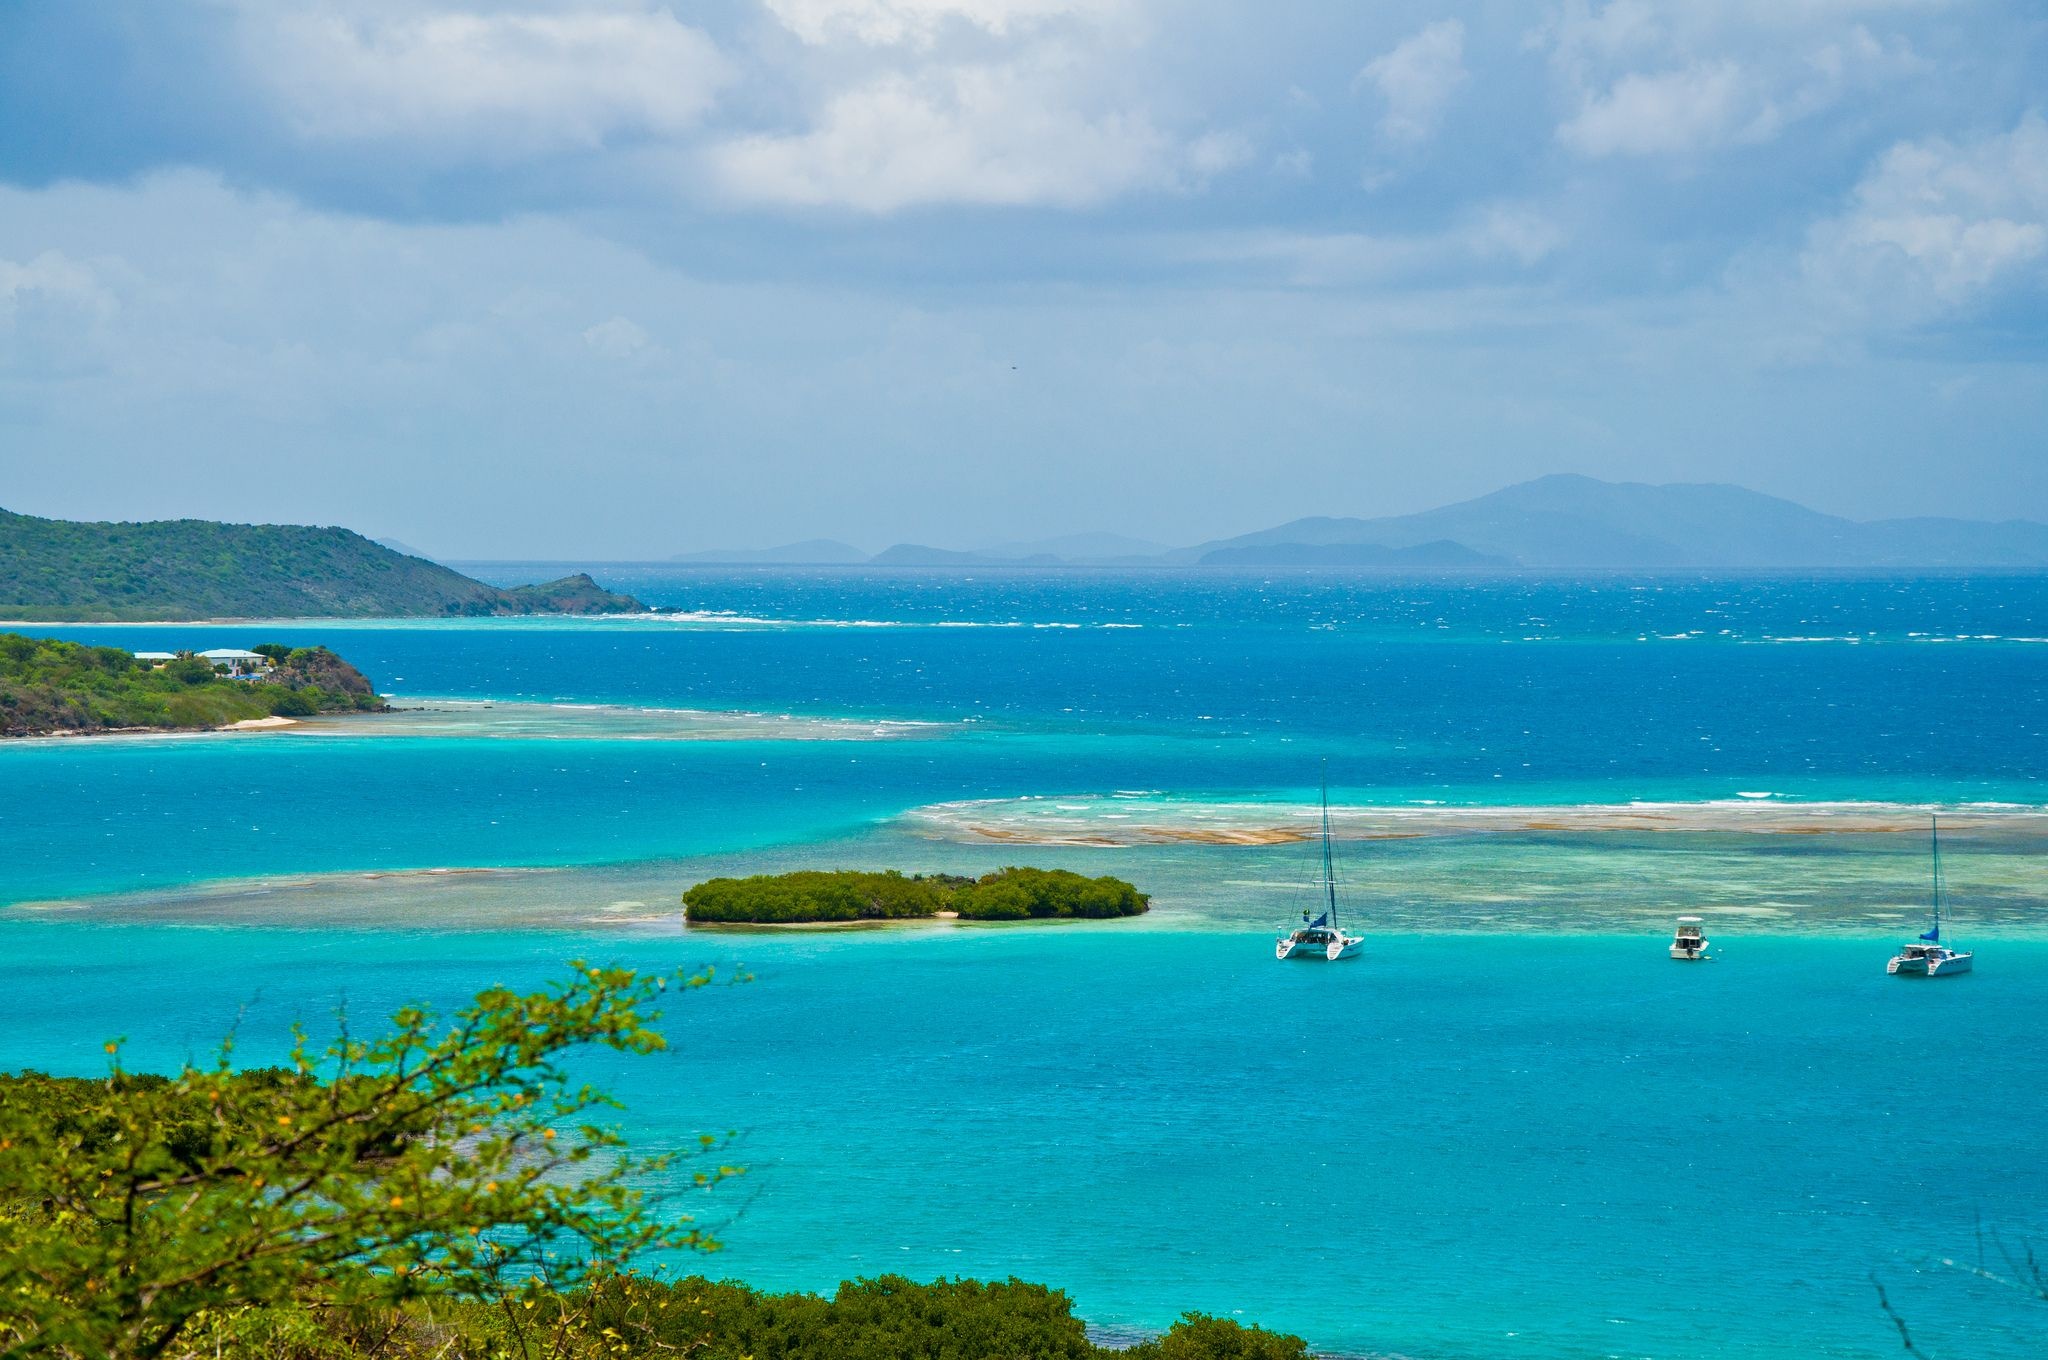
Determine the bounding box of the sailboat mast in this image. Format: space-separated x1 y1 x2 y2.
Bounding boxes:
1930 812 1943 940
1321 767 1337 925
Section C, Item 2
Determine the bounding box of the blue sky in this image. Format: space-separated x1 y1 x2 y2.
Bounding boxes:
1 1 2045 557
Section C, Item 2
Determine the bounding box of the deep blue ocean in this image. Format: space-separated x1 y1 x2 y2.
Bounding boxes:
3 570 2046 1357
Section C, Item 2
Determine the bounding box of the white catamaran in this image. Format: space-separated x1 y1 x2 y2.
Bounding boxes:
1887 814 1974 978
1276 774 1362 961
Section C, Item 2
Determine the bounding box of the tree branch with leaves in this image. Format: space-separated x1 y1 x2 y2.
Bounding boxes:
0 963 738 1360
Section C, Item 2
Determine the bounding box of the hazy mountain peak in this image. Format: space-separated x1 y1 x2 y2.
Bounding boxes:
1193 475 2048 570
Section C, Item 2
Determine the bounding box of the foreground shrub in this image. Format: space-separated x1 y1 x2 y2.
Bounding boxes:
137 1276 1316 1359
0 966 735 1359
1124 1311 1315 1360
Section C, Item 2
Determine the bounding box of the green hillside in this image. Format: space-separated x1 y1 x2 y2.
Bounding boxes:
0 509 650 621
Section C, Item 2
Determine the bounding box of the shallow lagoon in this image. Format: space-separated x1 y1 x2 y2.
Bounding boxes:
3 922 2043 1359
4 571 2046 1356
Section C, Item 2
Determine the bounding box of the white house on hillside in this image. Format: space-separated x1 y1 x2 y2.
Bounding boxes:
197 648 272 678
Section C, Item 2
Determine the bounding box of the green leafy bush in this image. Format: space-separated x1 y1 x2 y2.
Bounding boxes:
1123 1312 1315 1360
0 965 736 1360
953 866 1151 920
683 870 956 923
27 1274 1319 1359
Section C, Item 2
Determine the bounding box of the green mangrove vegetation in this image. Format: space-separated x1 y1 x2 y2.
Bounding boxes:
0 633 388 736
681 866 1152 924
0 967 1309 1360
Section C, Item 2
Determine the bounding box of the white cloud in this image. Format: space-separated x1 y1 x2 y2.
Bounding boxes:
1470 205 1566 266
0 251 121 376
1557 61 1765 157
582 315 652 359
1540 1 1928 158
707 61 1241 212
236 4 729 153
1803 113 2048 310
1358 20 1467 145
715 0 1225 212
0 252 115 318
1272 148 1314 180
761 0 1104 48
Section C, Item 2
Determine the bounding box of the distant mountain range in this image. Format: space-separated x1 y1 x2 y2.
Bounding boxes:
671 539 871 565
0 509 653 621
672 532 1171 566
674 476 2048 571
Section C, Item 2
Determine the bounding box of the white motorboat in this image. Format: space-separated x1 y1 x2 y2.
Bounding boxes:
1670 916 1710 960
1887 814 1973 977
1276 771 1362 961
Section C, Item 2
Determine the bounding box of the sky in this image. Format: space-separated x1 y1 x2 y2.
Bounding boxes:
1 1 2045 558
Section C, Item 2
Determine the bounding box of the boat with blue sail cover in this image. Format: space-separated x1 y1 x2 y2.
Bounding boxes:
1276 773 1362 961
1888 814 1973 977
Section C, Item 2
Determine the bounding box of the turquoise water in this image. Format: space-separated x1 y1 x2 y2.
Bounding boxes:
4 572 2047 1356
3 922 2042 1359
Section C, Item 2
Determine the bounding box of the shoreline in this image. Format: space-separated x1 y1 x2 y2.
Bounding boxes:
6 714 322 743
2 698 950 745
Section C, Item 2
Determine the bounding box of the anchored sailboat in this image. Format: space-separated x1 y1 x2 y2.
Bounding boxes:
1887 814 1974 977
1276 771 1362 961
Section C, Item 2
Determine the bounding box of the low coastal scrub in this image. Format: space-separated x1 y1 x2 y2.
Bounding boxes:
0 632 386 736
682 866 1150 924
0 968 1306 1360
0 1267 1311 1360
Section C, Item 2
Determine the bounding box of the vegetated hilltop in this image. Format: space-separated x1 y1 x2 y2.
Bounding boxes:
0 633 387 737
0 508 653 620
682 867 1150 924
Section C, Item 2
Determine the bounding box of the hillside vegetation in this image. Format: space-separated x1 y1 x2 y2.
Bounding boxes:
683 867 1151 924
0 509 650 620
0 633 386 736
